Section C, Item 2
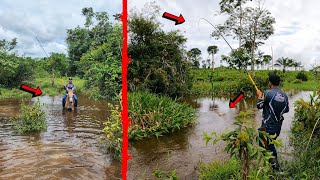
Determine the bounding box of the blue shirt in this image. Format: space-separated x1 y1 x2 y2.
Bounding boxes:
65 83 76 93
257 86 289 132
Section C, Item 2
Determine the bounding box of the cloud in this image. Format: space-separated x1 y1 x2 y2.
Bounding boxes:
129 0 320 70
0 0 122 57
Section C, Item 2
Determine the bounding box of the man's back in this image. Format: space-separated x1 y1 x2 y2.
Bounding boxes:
257 87 289 132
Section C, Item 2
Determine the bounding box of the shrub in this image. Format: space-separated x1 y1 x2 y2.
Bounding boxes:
203 110 282 180
296 71 308 81
102 102 122 160
129 91 197 140
152 169 178 180
14 98 46 133
199 158 241 180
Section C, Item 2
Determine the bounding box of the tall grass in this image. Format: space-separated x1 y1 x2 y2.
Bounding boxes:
128 91 197 140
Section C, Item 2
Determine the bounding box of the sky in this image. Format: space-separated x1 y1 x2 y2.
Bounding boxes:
1 0 319 69
129 0 320 70
0 0 122 57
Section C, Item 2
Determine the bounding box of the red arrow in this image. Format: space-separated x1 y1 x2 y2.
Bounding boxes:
20 84 42 97
162 12 185 25
229 92 244 108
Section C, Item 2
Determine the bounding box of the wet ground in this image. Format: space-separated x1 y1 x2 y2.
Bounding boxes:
128 91 312 179
0 94 121 180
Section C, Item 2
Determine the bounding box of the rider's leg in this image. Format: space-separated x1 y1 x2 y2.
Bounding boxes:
62 94 67 107
73 94 78 107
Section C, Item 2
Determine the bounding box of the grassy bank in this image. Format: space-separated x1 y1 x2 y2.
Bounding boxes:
0 77 86 100
191 68 318 95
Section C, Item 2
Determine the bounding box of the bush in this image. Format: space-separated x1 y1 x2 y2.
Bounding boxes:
129 91 197 140
102 102 122 160
203 110 282 179
199 158 241 180
14 98 46 133
296 72 308 81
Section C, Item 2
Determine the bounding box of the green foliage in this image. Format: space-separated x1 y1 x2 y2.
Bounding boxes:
296 71 308 81
0 51 34 88
152 169 178 180
292 90 320 137
128 92 197 140
274 91 320 179
191 69 317 95
221 48 251 70
102 102 122 160
203 110 282 180
128 8 192 97
13 98 46 133
199 158 241 180
187 48 202 68
46 53 69 77
66 7 114 75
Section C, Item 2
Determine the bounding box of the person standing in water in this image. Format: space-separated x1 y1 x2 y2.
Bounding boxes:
256 74 289 171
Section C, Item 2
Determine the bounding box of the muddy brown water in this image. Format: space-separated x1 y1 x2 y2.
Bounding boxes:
0 91 313 179
128 91 313 179
0 94 121 180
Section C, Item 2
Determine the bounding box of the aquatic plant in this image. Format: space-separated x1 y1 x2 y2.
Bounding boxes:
14 98 46 133
128 91 197 140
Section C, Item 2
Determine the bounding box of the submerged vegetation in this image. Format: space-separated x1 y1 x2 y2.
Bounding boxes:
13 98 46 133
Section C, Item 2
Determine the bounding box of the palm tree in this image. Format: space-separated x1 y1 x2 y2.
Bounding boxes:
292 61 302 71
207 45 219 71
262 55 272 70
274 57 292 73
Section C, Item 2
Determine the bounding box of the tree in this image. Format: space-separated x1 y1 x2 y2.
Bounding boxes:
212 0 275 76
274 57 292 73
187 48 202 68
292 61 302 71
221 48 251 70
80 25 122 99
262 55 272 70
206 59 211 69
66 7 113 76
128 7 192 97
207 45 219 71
0 39 34 88
46 53 69 86
0 38 17 53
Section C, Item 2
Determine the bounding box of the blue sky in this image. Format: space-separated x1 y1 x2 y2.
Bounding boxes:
0 0 122 57
1 0 319 70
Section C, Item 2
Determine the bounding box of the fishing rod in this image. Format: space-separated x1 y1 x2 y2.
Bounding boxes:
35 37 66 88
199 18 259 92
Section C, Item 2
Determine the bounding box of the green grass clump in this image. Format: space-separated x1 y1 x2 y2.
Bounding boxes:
0 88 30 99
128 91 197 140
13 98 46 133
198 158 241 180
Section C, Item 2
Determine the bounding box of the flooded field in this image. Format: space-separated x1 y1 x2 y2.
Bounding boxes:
128 91 312 179
0 91 314 179
0 94 121 180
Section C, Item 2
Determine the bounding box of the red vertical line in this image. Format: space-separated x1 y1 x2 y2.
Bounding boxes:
121 0 130 179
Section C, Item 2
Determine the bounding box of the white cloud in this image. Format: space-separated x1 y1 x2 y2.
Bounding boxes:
129 0 320 70
0 0 122 57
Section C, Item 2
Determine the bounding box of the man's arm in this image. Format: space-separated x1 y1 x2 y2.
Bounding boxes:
257 90 270 109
